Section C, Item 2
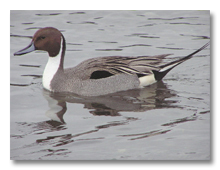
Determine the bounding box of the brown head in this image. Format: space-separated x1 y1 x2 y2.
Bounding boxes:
14 27 65 57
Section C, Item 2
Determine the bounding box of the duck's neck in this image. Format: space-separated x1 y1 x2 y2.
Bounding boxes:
43 35 66 91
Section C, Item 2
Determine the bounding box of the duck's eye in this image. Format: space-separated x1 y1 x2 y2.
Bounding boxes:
41 36 46 39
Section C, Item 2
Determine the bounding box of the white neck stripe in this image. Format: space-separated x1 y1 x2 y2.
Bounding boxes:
42 37 63 91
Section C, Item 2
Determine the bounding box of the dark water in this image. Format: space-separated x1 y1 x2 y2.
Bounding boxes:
10 10 210 160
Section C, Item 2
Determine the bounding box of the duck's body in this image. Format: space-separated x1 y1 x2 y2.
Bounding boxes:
14 27 209 96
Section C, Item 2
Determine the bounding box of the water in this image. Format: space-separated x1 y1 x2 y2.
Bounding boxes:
10 10 210 160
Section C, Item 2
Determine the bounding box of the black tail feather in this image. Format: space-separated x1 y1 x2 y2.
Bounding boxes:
159 42 210 70
153 42 210 81
153 67 173 81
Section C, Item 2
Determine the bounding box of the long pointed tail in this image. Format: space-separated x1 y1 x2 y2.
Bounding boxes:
153 42 210 81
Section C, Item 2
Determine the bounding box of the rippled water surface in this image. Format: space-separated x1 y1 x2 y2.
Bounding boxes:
10 10 210 160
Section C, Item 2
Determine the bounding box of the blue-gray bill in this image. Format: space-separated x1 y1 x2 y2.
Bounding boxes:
14 42 35 56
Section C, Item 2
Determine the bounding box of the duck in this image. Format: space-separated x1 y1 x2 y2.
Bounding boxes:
14 27 209 96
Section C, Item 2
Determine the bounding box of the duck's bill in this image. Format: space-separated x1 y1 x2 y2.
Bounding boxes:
14 42 35 56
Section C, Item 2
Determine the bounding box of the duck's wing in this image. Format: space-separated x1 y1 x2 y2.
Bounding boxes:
75 54 172 80
73 42 209 81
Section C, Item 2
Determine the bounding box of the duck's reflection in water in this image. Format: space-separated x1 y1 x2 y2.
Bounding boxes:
43 81 178 123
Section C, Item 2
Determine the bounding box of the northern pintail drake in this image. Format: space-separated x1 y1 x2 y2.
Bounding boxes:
14 27 209 96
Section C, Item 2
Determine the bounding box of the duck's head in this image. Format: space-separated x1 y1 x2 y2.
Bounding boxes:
14 27 63 57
